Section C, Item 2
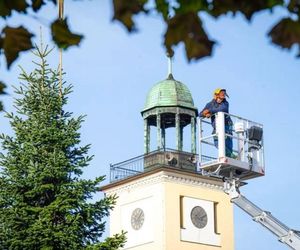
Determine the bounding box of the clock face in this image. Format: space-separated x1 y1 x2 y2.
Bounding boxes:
131 208 145 230
190 206 208 229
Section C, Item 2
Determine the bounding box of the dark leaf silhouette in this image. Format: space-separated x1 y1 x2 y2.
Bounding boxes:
113 0 148 31
1 26 34 68
0 0 28 18
287 0 300 15
0 81 6 94
0 0 299 71
164 12 215 61
175 0 209 14
0 81 6 111
268 18 300 56
155 0 169 20
210 0 283 20
51 18 83 49
31 0 45 12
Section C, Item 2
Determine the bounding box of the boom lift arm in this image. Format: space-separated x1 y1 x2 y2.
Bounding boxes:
224 179 300 250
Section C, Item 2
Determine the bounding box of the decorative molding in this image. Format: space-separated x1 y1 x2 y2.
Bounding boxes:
105 169 223 196
162 172 223 191
142 106 197 118
105 172 165 196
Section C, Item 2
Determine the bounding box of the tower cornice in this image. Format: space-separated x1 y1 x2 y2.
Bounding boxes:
101 167 224 196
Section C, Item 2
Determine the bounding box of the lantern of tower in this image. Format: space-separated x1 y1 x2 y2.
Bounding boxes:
141 61 198 171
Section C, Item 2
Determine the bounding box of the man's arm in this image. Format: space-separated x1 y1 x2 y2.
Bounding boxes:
200 102 212 117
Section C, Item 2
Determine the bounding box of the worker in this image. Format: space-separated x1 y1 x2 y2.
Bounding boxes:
200 88 234 158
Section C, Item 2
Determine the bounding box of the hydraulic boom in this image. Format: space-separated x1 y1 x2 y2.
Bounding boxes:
224 179 300 250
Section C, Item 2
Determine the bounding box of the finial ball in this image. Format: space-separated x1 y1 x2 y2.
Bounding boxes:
166 49 174 58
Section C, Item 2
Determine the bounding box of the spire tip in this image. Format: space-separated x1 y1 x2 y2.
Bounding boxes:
166 51 174 77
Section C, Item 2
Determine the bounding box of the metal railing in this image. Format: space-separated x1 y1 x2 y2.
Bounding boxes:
110 154 144 182
199 112 265 175
109 148 198 182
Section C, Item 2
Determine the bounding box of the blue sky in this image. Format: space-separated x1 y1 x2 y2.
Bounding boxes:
1 1 300 249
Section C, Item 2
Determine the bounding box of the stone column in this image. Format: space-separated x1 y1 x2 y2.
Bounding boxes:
191 116 196 154
157 113 162 150
147 123 150 152
179 125 183 151
162 125 166 150
176 113 180 151
144 118 150 154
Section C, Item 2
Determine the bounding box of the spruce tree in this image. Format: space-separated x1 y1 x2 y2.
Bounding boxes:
0 47 125 250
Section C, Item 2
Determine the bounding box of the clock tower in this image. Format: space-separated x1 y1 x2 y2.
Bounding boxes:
101 60 234 249
102 168 234 250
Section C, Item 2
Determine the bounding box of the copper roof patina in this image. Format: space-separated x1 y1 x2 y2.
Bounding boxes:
143 75 196 112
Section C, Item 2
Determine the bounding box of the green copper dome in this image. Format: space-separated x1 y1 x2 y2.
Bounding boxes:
143 75 196 112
